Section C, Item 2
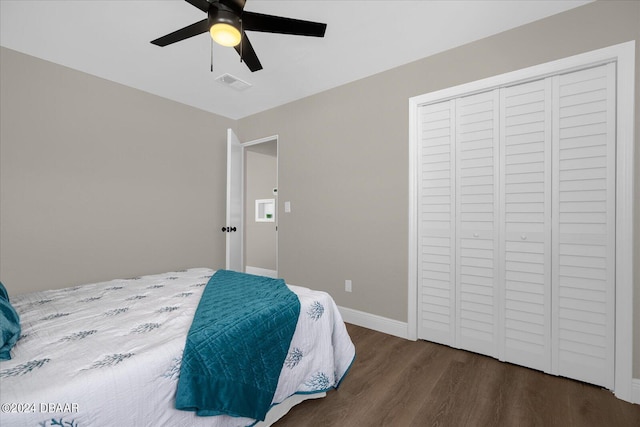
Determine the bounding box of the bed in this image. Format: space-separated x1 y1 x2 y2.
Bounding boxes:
0 268 355 427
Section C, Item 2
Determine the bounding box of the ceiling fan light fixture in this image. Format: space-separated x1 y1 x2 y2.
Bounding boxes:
210 22 241 47
209 9 242 47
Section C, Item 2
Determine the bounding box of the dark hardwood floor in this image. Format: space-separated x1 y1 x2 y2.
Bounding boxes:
274 324 640 427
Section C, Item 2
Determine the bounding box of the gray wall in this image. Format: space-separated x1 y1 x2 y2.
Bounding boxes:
237 1 640 375
244 145 277 270
0 47 234 294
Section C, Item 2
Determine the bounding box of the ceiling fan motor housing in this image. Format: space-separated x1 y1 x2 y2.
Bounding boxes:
209 7 241 31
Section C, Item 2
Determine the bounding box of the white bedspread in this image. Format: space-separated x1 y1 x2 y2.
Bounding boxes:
0 268 355 427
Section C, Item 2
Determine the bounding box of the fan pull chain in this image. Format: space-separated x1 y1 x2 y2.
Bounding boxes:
210 37 214 72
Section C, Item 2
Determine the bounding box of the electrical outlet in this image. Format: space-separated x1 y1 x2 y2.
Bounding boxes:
345 279 352 293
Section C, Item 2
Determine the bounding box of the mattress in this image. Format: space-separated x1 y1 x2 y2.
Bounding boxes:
0 268 355 427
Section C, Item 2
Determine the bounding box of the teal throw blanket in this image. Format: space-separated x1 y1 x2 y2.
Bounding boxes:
175 270 300 421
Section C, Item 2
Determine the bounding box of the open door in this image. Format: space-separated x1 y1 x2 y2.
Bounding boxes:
225 129 243 271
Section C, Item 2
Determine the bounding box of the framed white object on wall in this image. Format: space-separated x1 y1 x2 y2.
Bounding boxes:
256 199 275 222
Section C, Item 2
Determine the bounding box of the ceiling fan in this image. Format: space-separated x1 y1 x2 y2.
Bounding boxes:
151 0 327 72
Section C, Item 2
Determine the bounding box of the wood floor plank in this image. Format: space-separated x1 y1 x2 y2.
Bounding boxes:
274 324 640 427
359 343 450 425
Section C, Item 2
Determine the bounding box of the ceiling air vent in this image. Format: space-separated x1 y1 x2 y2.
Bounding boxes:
215 73 252 91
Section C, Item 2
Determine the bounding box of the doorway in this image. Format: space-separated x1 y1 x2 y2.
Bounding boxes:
244 138 278 278
226 130 279 276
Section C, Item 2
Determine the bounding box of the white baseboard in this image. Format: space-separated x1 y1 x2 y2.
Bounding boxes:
245 266 278 278
338 306 408 340
632 379 640 404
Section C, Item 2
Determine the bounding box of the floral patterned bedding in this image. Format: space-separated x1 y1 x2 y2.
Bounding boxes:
0 268 355 427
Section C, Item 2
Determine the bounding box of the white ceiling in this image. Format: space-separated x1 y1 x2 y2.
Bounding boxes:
0 0 590 120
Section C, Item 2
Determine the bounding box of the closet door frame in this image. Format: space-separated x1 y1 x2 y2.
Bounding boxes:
408 41 635 402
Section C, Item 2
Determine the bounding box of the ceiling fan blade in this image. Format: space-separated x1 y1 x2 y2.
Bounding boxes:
185 0 211 13
234 32 262 72
151 18 210 47
242 11 326 37
219 0 246 14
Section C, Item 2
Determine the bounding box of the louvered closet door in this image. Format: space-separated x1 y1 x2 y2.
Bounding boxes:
552 63 616 389
500 79 552 372
417 100 456 345
454 91 499 357
415 62 616 389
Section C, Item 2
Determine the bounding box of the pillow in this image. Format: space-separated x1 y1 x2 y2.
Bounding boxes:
0 282 21 360
0 281 9 301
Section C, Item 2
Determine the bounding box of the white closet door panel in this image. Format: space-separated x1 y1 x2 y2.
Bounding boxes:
455 90 499 357
552 63 615 389
500 78 552 372
418 100 456 345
